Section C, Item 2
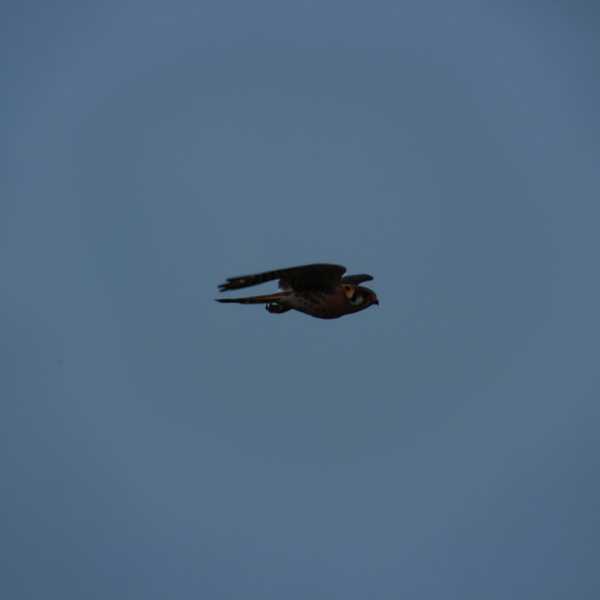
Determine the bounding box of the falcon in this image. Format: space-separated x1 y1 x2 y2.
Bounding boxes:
216 263 379 319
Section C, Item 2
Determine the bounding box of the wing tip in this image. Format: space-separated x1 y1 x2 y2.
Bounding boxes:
218 277 253 292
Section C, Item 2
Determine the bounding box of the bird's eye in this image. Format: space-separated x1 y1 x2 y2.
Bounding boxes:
350 294 364 306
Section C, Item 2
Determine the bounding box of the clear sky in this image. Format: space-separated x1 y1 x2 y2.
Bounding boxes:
2 2 599 598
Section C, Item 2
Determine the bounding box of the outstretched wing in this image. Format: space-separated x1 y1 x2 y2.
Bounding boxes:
219 263 346 292
341 273 374 285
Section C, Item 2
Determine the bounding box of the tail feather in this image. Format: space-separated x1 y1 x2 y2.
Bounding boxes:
216 292 289 305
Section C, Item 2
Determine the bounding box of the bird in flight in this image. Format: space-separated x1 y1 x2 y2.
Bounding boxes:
216 263 379 319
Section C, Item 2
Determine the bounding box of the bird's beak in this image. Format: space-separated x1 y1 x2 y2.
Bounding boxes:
374 298 380 306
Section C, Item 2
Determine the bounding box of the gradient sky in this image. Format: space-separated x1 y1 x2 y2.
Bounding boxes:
2 2 600 599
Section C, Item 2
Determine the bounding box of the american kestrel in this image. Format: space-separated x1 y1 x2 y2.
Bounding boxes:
216 263 379 319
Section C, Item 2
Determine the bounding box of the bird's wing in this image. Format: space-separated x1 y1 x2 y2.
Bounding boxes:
219 263 346 292
341 274 374 285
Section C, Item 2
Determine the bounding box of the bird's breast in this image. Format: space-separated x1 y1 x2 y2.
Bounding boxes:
288 289 348 318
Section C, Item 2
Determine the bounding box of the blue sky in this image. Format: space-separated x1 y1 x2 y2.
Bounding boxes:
2 2 599 598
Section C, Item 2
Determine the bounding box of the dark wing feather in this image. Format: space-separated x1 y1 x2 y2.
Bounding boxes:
341 274 374 285
219 263 346 292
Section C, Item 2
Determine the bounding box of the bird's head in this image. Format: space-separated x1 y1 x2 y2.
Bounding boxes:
359 286 380 308
343 284 379 311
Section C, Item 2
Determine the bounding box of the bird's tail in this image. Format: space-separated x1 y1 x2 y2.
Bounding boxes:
215 291 290 305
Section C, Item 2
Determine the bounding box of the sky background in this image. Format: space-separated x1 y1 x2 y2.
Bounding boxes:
2 1 600 598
